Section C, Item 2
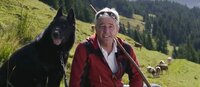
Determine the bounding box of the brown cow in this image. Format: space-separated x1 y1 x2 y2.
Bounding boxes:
146 66 161 78
91 25 95 32
155 66 161 77
167 57 173 65
157 60 168 74
134 42 142 50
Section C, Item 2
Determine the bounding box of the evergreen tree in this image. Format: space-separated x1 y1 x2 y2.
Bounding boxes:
74 0 94 22
177 37 199 63
197 51 200 63
65 0 74 10
185 37 198 63
119 23 126 34
156 28 168 54
177 44 188 59
127 22 134 38
133 30 142 44
144 15 153 34
40 0 59 9
172 45 178 58
146 34 154 50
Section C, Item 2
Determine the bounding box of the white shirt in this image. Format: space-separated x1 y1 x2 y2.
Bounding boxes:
98 39 118 73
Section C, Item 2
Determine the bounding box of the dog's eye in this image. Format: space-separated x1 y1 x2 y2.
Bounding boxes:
56 27 60 30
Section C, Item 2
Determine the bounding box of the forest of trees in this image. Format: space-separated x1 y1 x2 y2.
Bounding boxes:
40 0 200 64
132 0 200 63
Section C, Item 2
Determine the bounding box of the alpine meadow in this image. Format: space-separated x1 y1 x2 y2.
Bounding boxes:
0 0 200 87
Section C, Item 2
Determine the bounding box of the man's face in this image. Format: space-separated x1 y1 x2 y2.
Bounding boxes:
95 16 119 44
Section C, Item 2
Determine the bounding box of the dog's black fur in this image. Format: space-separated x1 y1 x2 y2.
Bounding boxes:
0 7 75 87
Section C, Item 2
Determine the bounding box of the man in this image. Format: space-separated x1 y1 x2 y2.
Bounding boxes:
69 7 143 87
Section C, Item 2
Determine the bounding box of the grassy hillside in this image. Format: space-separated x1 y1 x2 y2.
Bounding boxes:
0 0 55 62
0 0 200 87
120 14 145 32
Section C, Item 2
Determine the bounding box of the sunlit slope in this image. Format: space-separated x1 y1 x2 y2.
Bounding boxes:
0 0 200 87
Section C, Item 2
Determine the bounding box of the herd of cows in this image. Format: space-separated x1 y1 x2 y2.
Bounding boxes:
146 57 173 78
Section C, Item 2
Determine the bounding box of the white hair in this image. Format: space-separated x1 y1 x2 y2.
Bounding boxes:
94 7 120 26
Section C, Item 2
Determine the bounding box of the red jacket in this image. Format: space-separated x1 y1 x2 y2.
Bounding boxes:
69 34 143 87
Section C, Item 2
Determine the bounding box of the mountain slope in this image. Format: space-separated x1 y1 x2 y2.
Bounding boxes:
170 0 200 8
0 0 200 87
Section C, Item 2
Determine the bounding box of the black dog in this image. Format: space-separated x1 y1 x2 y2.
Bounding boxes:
0 7 75 87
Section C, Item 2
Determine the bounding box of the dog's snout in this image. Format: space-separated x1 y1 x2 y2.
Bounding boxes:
53 31 60 38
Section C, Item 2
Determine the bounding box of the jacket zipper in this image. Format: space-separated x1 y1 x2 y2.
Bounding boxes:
112 74 117 87
99 75 102 87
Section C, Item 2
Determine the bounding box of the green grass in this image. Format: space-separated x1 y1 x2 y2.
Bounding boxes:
147 59 200 87
120 14 145 32
0 0 55 61
1 0 200 87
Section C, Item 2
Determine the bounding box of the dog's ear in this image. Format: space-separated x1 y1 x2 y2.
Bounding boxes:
54 7 63 19
67 8 75 25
